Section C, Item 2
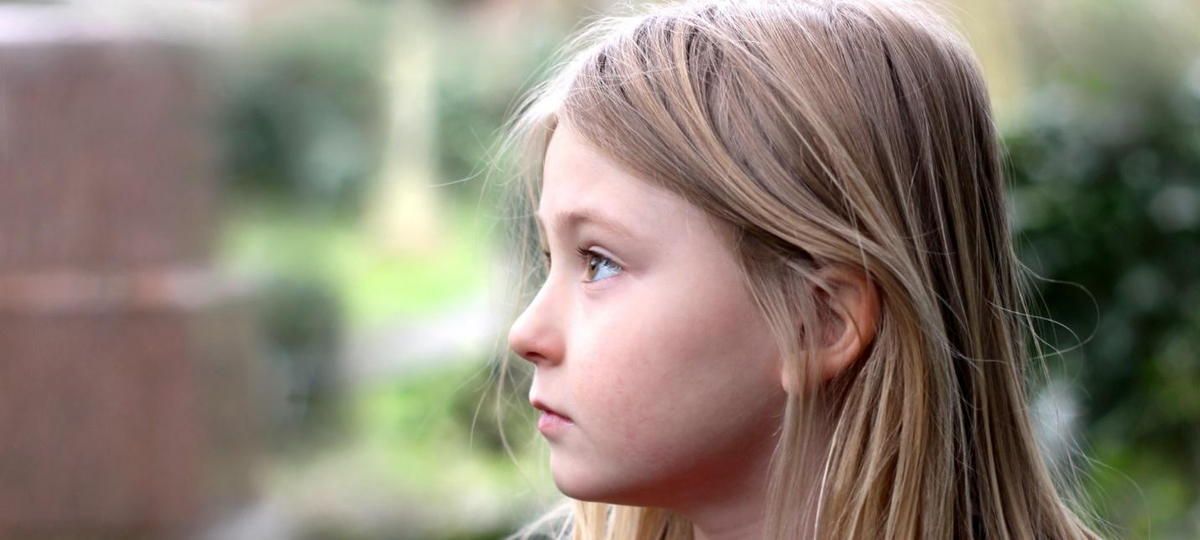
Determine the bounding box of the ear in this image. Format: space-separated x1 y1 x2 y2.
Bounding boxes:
780 264 881 392
814 264 880 382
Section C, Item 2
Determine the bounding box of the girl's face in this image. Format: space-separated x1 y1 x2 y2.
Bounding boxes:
508 122 788 509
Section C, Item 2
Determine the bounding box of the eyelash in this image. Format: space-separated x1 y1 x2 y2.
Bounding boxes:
540 247 623 283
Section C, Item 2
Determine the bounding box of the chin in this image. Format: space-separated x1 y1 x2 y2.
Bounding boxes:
550 459 618 502
550 459 670 508
550 464 608 501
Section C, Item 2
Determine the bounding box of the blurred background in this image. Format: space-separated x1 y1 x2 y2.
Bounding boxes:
0 0 1196 538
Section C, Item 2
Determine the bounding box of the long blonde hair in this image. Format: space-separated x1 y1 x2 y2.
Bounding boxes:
491 0 1103 537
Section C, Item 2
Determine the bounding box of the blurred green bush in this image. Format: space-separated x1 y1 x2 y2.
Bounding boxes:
255 276 346 449
1004 3 1200 536
219 2 391 217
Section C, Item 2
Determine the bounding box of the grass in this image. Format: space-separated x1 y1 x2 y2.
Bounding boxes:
216 195 494 330
262 360 557 539
215 193 557 537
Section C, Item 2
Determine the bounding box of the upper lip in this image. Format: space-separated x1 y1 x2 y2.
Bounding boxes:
530 398 572 421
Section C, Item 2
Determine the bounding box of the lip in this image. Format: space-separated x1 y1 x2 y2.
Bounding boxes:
537 410 574 436
530 398 575 437
530 398 573 422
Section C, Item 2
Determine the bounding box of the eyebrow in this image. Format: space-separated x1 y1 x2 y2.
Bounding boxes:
534 207 639 244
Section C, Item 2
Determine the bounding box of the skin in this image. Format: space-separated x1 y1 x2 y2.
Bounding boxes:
508 121 879 540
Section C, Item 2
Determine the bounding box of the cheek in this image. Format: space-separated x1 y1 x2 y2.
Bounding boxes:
571 275 780 466
571 315 666 452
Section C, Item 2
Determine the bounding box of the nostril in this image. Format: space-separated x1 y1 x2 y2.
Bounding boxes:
513 343 547 365
510 337 558 367
508 333 541 366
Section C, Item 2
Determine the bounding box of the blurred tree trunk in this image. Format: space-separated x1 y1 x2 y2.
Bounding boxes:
366 2 443 256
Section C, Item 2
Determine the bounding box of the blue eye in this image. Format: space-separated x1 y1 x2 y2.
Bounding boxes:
575 247 622 283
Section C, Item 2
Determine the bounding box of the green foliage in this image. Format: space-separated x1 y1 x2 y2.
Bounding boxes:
352 361 537 477
255 276 347 448
430 6 571 203
348 363 544 533
1005 52 1200 540
219 198 490 330
219 2 392 216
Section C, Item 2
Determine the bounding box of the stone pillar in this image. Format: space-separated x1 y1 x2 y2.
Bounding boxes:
0 6 261 538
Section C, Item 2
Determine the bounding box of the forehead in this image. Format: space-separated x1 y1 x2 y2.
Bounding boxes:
538 124 685 232
537 123 740 253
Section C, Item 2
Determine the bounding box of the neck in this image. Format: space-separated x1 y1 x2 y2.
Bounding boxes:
690 512 764 540
683 463 769 540
672 423 777 540
681 400 833 540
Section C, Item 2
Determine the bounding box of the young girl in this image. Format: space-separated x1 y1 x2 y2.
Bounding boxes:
496 0 1102 538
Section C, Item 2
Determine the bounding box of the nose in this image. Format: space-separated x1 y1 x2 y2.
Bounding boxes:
507 284 565 367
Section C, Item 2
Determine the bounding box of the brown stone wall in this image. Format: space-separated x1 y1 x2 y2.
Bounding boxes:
0 9 262 539
0 39 217 271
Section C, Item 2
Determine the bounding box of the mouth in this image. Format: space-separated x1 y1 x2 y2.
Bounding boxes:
530 398 573 422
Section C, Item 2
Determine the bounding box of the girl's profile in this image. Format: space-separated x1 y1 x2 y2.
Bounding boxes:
494 0 1103 538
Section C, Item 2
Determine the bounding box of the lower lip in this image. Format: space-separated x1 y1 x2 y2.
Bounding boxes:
538 411 574 435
